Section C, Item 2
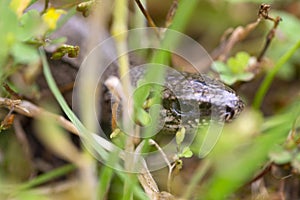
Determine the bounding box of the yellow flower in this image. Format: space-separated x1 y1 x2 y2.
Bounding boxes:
42 8 66 30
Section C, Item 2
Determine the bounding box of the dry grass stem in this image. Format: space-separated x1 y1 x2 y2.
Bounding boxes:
0 97 79 136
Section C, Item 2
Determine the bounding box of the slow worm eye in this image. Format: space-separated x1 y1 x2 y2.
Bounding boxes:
224 106 235 121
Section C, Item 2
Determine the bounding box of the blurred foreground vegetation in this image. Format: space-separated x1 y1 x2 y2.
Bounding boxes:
0 0 300 199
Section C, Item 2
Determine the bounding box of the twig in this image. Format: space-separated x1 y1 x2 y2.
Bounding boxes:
0 97 79 136
135 139 178 199
135 141 160 199
212 4 281 62
138 170 176 199
257 4 282 62
0 106 15 130
104 76 125 130
165 0 178 28
134 0 158 30
247 162 273 185
251 178 269 199
149 139 174 193
134 0 161 38
111 1 136 198
2 82 23 99
42 0 50 14
212 19 261 62
258 4 272 20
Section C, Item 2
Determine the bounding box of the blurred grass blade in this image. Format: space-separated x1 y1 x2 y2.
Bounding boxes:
253 40 300 110
97 166 114 200
183 160 211 199
39 48 85 133
39 48 110 160
203 133 285 199
17 164 76 191
97 149 121 199
40 41 148 200
35 107 82 165
202 99 300 199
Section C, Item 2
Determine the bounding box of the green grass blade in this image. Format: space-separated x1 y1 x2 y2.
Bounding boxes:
40 48 148 199
17 164 76 191
39 49 85 132
253 40 300 110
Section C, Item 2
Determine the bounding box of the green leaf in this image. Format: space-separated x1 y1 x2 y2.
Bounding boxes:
292 153 300 173
135 108 151 126
176 127 186 145
110 128 121 139
235 72 254 82
269 150 292 165
227 52 250 73
236 52 250 68
0 1 18 36
11 43 39 64
213 52 253 85
219 74 237 85
18 9 44 41
0 1 18 68
212 61 229 74
49 37 67 45
180 146 193 158
269 145 293 166
133 83 152 107
227 58 239 74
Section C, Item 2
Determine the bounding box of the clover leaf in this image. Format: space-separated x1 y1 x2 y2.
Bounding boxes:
212 51 254 85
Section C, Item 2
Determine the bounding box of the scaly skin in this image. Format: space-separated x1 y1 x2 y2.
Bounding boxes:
103 66 244 133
